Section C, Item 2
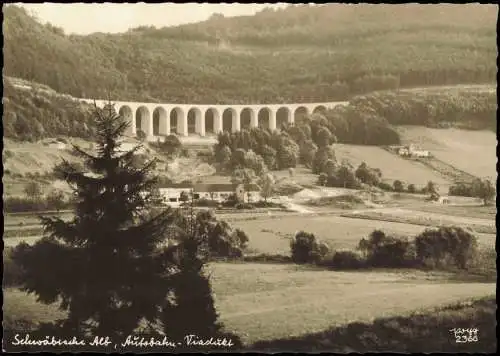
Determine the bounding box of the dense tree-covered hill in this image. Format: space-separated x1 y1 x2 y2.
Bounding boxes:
3 4 497 104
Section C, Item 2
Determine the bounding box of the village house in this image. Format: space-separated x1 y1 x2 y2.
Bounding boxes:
397 144 430 158
155 182 261 207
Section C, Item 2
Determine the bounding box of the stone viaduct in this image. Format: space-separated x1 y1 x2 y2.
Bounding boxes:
81 98 349 141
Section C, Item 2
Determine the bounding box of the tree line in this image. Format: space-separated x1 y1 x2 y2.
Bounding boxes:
351 89 497 131
290 225 482 272
448 179 496 205
3 5 495 105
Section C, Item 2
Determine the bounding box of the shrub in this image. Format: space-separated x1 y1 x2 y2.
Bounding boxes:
243 254 292 263
377 182 393 191
235 203 255 210
393 180 404 193
231 229 250 251
407 184 416 194
221 193 239 207
290 231 329 264
203 221 249 259
358 230 415 268
253 200 285 208
194 198 220 208
328 250 366 270
415 226 478 270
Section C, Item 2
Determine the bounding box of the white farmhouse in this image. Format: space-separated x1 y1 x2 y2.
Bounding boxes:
397 144 430 158
155 182 261 206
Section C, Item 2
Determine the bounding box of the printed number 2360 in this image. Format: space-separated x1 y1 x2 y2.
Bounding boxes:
456 335 478 343
451 329 479 343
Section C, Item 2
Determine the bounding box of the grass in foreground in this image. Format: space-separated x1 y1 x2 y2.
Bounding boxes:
3 263 495 346
208 263 495 344
249 296 496 353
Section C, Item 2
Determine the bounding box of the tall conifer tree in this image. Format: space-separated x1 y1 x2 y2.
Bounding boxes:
12 103 178 340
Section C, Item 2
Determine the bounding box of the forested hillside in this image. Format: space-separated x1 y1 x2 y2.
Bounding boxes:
3 77 95 141
3 4 496 104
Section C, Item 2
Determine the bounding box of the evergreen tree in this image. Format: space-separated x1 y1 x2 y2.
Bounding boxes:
12 104 179 341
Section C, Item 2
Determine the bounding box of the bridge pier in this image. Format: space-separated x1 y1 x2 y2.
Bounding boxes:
269 108 277 131
179 116 188 137
232 109 241 133
250 109 258 129
159 114 170 136
214 114 222 134
195 111 205 137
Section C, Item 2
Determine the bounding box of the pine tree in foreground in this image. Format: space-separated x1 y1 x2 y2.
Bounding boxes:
12 103 180 341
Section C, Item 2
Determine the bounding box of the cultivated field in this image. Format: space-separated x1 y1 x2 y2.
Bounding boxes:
341 207 496 235
229 214 497 255
410 204 496 221
333 144 450 189
6 201 495 250
396 126 497 180
4 263 495 345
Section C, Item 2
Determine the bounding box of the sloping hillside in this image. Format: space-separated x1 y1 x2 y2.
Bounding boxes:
3 4 496 104
3 76 95 141
396 126 497 180
333 144 450 189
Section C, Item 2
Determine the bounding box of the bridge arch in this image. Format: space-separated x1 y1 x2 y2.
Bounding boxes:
294 106 309 124
258 107 272 130
153 106 168 136
276 107 291 130
222 108 237 132
118 105 134 136
135 106 151 138
170 107 185 136
204 108 220 135
187 107 203 135
313 105 327 114
240 108 255 130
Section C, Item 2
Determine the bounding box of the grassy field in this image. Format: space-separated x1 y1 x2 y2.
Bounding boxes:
341 208 496 235
250 296 497 352
396 126 497 180
410 204 496 221
4 209 496 250
4 263 495 346
3 138 86 177
333 144 450 189
228 214 497 255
